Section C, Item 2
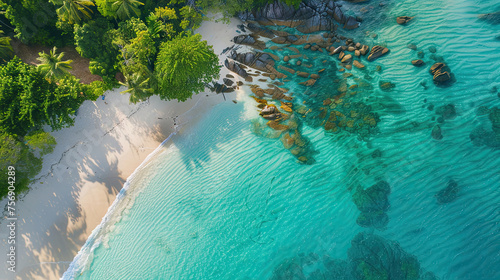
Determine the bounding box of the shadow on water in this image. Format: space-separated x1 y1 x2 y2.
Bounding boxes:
172 101 246 171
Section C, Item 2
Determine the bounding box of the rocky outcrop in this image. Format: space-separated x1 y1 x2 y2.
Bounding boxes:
478 11 500 25
233 34 266 49
224 59 249 79
228 50 276 73
239 0 360 33
367 45 390 61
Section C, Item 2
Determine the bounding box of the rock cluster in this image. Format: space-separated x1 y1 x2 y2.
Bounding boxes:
352 181 391 230
268 233 438 280
233 34 266 50
239 0 360 33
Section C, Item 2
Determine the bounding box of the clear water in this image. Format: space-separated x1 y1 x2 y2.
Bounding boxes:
64 0 500 279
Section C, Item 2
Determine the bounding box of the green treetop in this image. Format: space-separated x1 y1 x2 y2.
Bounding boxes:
154 32 219 102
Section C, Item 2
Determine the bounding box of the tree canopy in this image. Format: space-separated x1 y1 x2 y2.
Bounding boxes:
0 57 86 135
155 32 219 101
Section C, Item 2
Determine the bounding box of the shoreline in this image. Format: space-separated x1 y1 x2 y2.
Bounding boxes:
0 17 241 280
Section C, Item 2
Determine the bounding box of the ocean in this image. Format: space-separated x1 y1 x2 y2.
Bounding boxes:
63 0 500 279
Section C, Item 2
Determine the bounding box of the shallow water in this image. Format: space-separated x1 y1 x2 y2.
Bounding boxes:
64 0 500 279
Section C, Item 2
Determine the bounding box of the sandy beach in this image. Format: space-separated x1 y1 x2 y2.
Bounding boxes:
0 17 241 280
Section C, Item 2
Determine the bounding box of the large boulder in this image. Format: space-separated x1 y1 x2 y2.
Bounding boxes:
233 34 266 49
367 45 390 61
228 50 276 72
429 62 453 85
224 59 249 78
239 0 360 33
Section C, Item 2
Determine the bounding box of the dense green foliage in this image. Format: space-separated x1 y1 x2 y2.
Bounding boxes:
0 57 87 135
74 17 120 84
0 30 14 62
53 0 96 24
155 32 219 101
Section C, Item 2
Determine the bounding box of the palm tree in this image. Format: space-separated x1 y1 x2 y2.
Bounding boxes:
36 47 73 80
120 72 153 103
56 0 95 24
0 30 14 63
111 0 144 21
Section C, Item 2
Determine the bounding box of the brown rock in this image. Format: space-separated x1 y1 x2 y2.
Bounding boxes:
353 60 365 69
345 64 353 70
430 62 453 84
284 56 290 62
348 46 356 52
281 133 295 149
339 51 345 60
412 59 425 67
341 54 353 63
267 120 289 131
433 71 451 83
297 71 310 78
397 16 414 25
304 44 311 50
310 74 320 80
355 50 361 57
360 45 369 55
296 60 302 66
367 46 390 61
299 79 317 86
278 65 296 74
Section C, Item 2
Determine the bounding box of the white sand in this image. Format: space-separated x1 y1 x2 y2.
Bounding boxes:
0 17 242 280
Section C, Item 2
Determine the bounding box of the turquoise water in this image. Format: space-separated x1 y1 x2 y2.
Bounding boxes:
64 0 500 279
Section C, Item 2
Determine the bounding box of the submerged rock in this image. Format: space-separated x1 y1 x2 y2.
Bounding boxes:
348 232 428 280
379 81 396 91
431 125 443 140
352 181 391 230
436 104 457 120
478 11 500 25
435 179 461 204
